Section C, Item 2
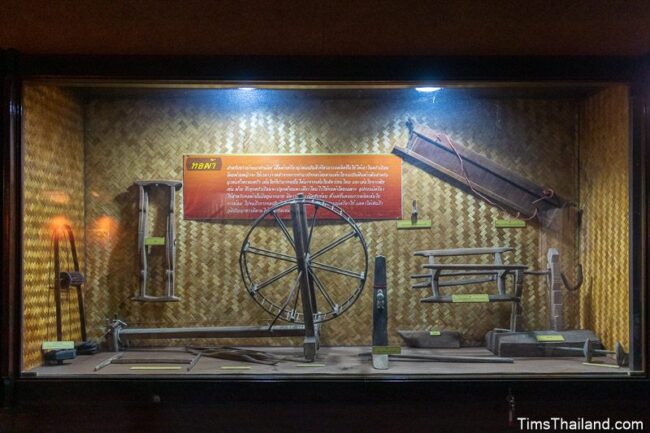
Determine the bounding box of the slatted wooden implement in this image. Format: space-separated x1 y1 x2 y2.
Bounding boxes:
392 120 569 226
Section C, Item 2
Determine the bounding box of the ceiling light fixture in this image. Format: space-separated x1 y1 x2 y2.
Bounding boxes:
415 87 442 93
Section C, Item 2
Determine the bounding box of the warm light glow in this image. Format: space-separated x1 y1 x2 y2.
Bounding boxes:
95 215 117 233
48 216 71 234
415 87 442 93
88 215 118 242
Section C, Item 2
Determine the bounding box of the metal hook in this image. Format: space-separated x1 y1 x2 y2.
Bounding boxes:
560 263 583 291
411 200 418 225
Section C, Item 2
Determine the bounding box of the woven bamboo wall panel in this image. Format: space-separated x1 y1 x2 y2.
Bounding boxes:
81 91 579 348
579 86 630 350
22 85 85 370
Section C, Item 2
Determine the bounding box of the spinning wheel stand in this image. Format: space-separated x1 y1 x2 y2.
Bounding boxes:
108 194 368 362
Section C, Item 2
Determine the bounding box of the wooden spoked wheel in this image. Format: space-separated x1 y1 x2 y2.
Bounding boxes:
239 196 368 325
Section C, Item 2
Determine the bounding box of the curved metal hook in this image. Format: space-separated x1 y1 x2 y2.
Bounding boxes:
560 264 583 291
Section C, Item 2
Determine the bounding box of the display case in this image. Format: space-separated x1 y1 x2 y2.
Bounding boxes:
1 54 647 407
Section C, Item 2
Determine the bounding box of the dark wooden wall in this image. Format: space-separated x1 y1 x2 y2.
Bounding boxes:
1 0 650 55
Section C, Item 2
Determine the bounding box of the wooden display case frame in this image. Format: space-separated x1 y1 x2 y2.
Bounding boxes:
1 50 648 429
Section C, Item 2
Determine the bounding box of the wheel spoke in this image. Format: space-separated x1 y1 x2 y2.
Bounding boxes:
306 205 319 251
310 260 364 280
268 271 302 329
254 265 298 292
308 268 337 310
310 231 356 260
271 210 296 251
291 274 301 317
246 246 297 264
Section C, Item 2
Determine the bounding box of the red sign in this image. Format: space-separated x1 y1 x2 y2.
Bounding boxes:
183 154 402 220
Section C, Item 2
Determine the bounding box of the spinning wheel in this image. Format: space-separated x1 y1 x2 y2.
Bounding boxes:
239 195 368 328
107 195 366 362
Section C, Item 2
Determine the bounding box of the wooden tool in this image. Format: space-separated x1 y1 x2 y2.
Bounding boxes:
372 256 389 370
392 120 568 225
546 340 629 367
411 247 526 332
51 224 97 355
133 180 182 302
359 352 514 364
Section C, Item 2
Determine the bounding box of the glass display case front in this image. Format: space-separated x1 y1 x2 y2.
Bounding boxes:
19 81 637 378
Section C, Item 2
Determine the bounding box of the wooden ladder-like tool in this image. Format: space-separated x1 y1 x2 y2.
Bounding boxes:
133 180 183 302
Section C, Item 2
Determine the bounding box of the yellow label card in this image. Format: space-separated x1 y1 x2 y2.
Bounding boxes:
429 330 441 336
397 220 432 230
372 346 401 355
495 219 526 228
582 362 620 368
42 341 74 350
452 294 490 303
130 366 182 370
536 335 565 342
144 236 165 245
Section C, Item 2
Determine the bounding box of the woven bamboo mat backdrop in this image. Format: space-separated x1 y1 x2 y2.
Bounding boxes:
24 86 633 369
22 85 85 370
579 86 630 350
80 90 581 351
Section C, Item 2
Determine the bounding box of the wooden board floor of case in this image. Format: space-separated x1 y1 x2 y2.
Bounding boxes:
26 346 628 377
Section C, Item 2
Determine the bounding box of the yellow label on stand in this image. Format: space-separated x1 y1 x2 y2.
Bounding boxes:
397 220 432 230
536 335 565 342
495 219 526 228
452 294 490 303
42 341 74 350
144 236 165 246
372 346 401 355
429 330 441 336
